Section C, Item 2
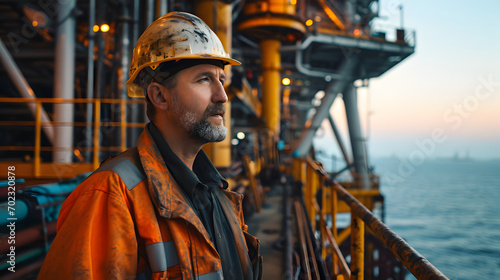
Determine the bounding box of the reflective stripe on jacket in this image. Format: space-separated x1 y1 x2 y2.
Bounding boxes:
38 128 262 280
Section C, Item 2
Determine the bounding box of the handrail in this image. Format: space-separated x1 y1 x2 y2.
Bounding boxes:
0 97 146 178
0 97 145 104
299 157 449 280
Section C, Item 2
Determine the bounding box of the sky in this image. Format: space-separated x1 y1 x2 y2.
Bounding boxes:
315 0 500 161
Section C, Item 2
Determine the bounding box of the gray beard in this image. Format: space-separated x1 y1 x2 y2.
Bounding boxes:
190 119 227 143
179 106 227 143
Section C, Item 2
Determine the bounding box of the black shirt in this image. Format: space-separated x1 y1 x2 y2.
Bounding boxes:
148 123 244 280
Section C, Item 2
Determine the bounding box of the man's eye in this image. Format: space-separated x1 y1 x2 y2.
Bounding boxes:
199 77 210 82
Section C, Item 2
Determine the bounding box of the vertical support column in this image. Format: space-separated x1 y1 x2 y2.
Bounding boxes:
344 84 370 189
118 1 130 150
328 114 354 176
119 2 130 99
93 100 101 170
350 215 365 280
197 1 233 168
53 0 76 163
86 0 96 161
306 164 318 229
120 100 126 151
146 0 154 24
345 0 356 29
260 39 282 137
156 0 168 18
129 0 142 148
331 187 339 275
34 102 42 178
293 158 305 183
320 176 327 259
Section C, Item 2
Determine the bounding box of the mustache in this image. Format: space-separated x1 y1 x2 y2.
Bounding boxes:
204 103 226 117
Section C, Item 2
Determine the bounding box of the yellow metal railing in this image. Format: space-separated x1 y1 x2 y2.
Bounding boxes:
0 97 145 179
292 157 449 280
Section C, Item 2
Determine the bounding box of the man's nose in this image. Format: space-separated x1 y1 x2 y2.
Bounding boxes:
212 80 228 103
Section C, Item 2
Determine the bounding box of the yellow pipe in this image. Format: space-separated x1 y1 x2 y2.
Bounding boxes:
305 164 311 217
321 179 327 259
332 188 338 241
306 164 318 229
34 102 41 178
196 0 233 168
260 39 282 137
330 186 339 275
350 215 365 280
93 100 100 170
292 158 300 181
120 99 126 152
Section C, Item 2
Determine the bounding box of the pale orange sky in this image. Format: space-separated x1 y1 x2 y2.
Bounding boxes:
315 1 500 160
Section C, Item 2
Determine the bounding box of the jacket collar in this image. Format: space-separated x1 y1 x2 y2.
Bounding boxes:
136 127 253 280
147 122 228 197
136 127 210 240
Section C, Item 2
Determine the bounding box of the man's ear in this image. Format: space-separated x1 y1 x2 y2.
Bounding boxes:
147 82 168 110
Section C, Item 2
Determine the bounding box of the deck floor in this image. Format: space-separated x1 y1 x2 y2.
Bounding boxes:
246 184 285 280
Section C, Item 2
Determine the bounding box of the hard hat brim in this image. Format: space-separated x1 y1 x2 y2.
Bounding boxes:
126 55 241 98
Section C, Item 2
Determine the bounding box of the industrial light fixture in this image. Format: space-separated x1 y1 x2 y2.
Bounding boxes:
93 24 110 33
100 24 110 33
236 132 246 140
22 4 50 29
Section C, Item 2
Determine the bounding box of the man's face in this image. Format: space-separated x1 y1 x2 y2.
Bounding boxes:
167 63 228 143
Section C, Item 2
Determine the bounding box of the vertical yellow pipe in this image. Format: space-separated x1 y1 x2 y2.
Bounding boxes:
34 102 41 178
196 0 233 168
293 158 301 181
93 99 100 170
306 164 317 229
332 187 339 275
350 215 365 280
260 39 282 137
120 100 126 152
320 177 327 259
305 165 311 217
311 166 319 229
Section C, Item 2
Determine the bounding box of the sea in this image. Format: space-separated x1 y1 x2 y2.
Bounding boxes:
371 157 500 280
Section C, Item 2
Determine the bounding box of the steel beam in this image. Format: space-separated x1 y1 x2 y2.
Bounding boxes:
156 0 168 19
53 0 76 163
328 114 354 176
293 55 359 158
343 84 370 189
0 39 55 145
85 0 96 161
146 0 154 24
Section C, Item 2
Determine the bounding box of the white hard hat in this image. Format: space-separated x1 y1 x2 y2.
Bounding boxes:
126 11 241 98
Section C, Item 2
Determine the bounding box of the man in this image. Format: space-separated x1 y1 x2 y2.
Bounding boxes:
38 11 261 280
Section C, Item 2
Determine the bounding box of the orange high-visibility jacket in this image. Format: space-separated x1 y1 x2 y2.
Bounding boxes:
38 129 262 280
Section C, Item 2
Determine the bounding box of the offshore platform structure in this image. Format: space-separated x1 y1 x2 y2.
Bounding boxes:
0 0 450 279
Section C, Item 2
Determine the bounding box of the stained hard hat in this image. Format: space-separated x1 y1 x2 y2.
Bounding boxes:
126 11 241 98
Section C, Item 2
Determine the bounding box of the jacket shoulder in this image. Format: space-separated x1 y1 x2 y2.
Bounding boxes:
95 147 146 191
